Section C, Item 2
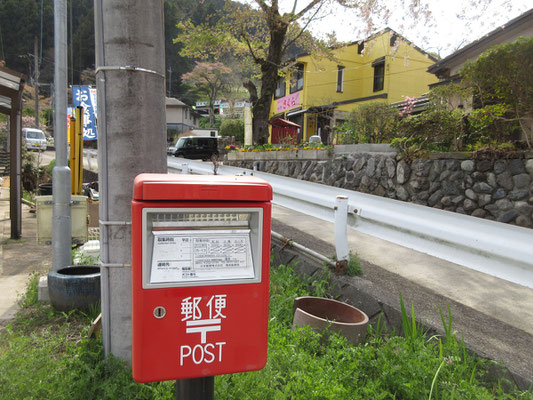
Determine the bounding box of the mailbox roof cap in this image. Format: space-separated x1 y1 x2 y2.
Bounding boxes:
133 173 272 201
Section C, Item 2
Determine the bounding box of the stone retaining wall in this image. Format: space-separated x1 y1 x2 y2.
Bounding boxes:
226 153 533 228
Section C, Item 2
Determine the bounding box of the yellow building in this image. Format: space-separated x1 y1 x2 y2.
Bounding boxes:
269 28 438 144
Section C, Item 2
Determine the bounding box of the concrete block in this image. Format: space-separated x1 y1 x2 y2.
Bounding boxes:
38 276 49 302
76 240 100 262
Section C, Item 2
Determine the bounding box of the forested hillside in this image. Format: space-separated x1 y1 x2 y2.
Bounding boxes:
0 0 226 101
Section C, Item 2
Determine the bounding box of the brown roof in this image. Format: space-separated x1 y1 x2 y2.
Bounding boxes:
165 97 187 107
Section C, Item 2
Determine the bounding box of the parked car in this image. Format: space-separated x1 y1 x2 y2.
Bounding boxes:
167 145 176 155
22 128 47 151
173 136 219 160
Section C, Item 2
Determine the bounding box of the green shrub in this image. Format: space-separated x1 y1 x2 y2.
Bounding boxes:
465 105 520 148
338 102 399 144
45 158 56 176
41 108 54 126
397 108 464 152
21 152 40 193
461 36 533 148
22 106 35 117
333 121 356 144
220 118 244 143
199 115 222 129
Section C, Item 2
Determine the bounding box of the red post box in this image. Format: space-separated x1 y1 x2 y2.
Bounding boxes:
131 174 272 383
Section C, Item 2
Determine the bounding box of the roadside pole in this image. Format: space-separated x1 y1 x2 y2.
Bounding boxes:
94 0 167 359
34 36 40 129
52 0 72 271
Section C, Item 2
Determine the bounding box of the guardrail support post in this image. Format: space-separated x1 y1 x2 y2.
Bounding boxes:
178 163 189 174
334 195 349 274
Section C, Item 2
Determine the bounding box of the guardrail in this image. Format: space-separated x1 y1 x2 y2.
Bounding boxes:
168 158 533 289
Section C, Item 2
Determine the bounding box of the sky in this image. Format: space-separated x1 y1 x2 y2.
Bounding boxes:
269 0 532 58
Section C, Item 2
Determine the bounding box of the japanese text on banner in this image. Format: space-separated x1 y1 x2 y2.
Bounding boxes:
72 85 98 141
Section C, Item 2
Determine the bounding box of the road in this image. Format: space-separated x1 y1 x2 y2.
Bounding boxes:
32 149 99 172
39 150 55 166
26 149 55 168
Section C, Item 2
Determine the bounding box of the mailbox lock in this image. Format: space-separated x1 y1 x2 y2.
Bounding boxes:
153 306 167 319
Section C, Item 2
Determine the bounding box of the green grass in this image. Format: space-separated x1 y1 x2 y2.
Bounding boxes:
72 246 100 266
0 273 174 399
0 267 531 399
347 251 362 276
216 266 532 399
328 251 363 276
23 189 35 204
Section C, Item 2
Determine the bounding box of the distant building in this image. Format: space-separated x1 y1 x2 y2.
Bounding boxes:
195 100 250 119
428 8 533 85
166 97 200 140
427 8 533 111
268 28 438 144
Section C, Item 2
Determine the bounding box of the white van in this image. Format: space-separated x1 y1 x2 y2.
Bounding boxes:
22 128 47 151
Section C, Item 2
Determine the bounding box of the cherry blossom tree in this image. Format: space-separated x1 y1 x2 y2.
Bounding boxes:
182 61 233 127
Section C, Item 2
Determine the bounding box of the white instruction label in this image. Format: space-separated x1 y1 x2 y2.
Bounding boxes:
150 229 254 283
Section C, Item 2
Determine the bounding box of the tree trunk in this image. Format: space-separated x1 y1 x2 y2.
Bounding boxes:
209 86 216 128
208 106 214 128
250 10 288 144
519 116 533 149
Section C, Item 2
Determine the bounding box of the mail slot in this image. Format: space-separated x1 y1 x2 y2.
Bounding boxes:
131 174 272 383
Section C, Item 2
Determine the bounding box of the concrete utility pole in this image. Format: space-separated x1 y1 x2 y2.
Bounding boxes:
34 36 39 128
52 0 72 271
94 0 167 360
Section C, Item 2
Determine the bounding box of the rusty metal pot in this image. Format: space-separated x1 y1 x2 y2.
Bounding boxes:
292 296 369 345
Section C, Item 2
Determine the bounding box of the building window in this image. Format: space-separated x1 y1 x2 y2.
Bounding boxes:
274 76 286 99
390 33 397 47
357 42 365 54
372 57 385 92
336 66 344 92
290 64 304 93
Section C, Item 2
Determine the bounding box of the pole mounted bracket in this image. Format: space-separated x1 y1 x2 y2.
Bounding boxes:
99 260 131 269
99 220 131 226
95 65 165 79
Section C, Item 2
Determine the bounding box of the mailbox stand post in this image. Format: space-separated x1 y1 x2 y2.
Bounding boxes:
132 174 272 386
176 377 214 400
